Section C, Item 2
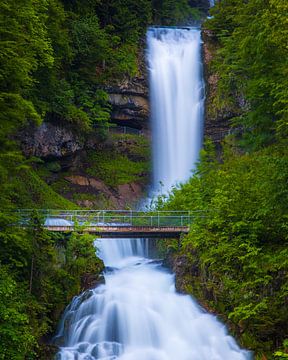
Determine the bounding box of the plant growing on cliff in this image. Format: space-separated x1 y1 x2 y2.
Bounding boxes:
206 0 288 148
160 139 288 356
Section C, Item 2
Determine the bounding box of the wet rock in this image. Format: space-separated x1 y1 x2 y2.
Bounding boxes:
106 71 149 130
20 122 84 159
104 266 119 273
147 259 163 266
37 343 59 359
109 93 149 129
81 274 105 291
53 334 65 348
78 289 95 305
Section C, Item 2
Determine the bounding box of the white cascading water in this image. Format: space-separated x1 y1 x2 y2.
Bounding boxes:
149 28 204 194
53 28 251 360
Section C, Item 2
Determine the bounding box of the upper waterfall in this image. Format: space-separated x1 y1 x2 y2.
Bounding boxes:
147 27 204 194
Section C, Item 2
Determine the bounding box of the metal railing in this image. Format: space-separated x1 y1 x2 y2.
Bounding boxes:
15 209 204 228
94 125 143 136
109 125 143 136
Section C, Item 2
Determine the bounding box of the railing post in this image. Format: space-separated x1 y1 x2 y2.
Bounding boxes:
181 216 183 226
158 211 160 227
130 210 133 226
150 216 153 226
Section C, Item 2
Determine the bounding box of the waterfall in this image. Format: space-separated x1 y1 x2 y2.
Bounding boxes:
53 28 251 360
148 27 204 194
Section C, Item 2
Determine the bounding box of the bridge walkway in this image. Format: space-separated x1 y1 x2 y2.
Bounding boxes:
16 209 205 238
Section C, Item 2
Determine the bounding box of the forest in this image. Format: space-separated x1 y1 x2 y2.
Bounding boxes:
0 0 287 358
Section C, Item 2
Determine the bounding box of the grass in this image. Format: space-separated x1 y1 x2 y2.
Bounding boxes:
86 150 149 187
11 169 77 209
110 133 151 160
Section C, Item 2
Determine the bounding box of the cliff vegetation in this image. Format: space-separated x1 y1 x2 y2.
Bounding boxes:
158 0 288 358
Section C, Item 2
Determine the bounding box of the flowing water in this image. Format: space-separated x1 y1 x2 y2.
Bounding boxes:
209 0 215 7
54 28 251 360
149 28 204 194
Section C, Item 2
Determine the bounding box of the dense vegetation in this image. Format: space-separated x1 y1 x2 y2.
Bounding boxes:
0 0 201 358
207 0 288 149
0 212 104 359
160 141 288 357
158 0 288 358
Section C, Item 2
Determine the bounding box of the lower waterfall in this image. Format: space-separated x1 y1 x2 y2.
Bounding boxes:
53 27 251 360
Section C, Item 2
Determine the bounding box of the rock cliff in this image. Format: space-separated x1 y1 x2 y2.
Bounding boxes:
107 75 149 130
19 69 150 209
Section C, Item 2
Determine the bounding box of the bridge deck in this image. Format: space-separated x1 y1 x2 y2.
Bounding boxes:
44 225 189 238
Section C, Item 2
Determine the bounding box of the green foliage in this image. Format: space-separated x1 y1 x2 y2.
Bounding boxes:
10 168 77 209
96 0 152 42
111 133 151 159
0 267 35 359
274 339 288 359
152 0 202 24
66 232 102 278
86 150 149 187
0 0 52 147
160 0 200 25
161 140 288 355
0 0 53 92
206 0 288 147
0 212 103 359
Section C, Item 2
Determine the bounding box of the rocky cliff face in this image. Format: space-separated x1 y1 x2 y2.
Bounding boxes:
21 69 150 159
106 48 150 131
19 69 150 209
107 75 149 130
21 122 88 160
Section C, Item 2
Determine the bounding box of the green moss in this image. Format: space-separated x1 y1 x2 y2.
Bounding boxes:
110 133 151 160
86 149 149 187
11 169 77 209
45 161 62 173
50 176 72 196
71 192 113 208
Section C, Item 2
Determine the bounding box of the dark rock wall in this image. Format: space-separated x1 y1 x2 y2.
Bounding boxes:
21 122 87 160
107 76 149 130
